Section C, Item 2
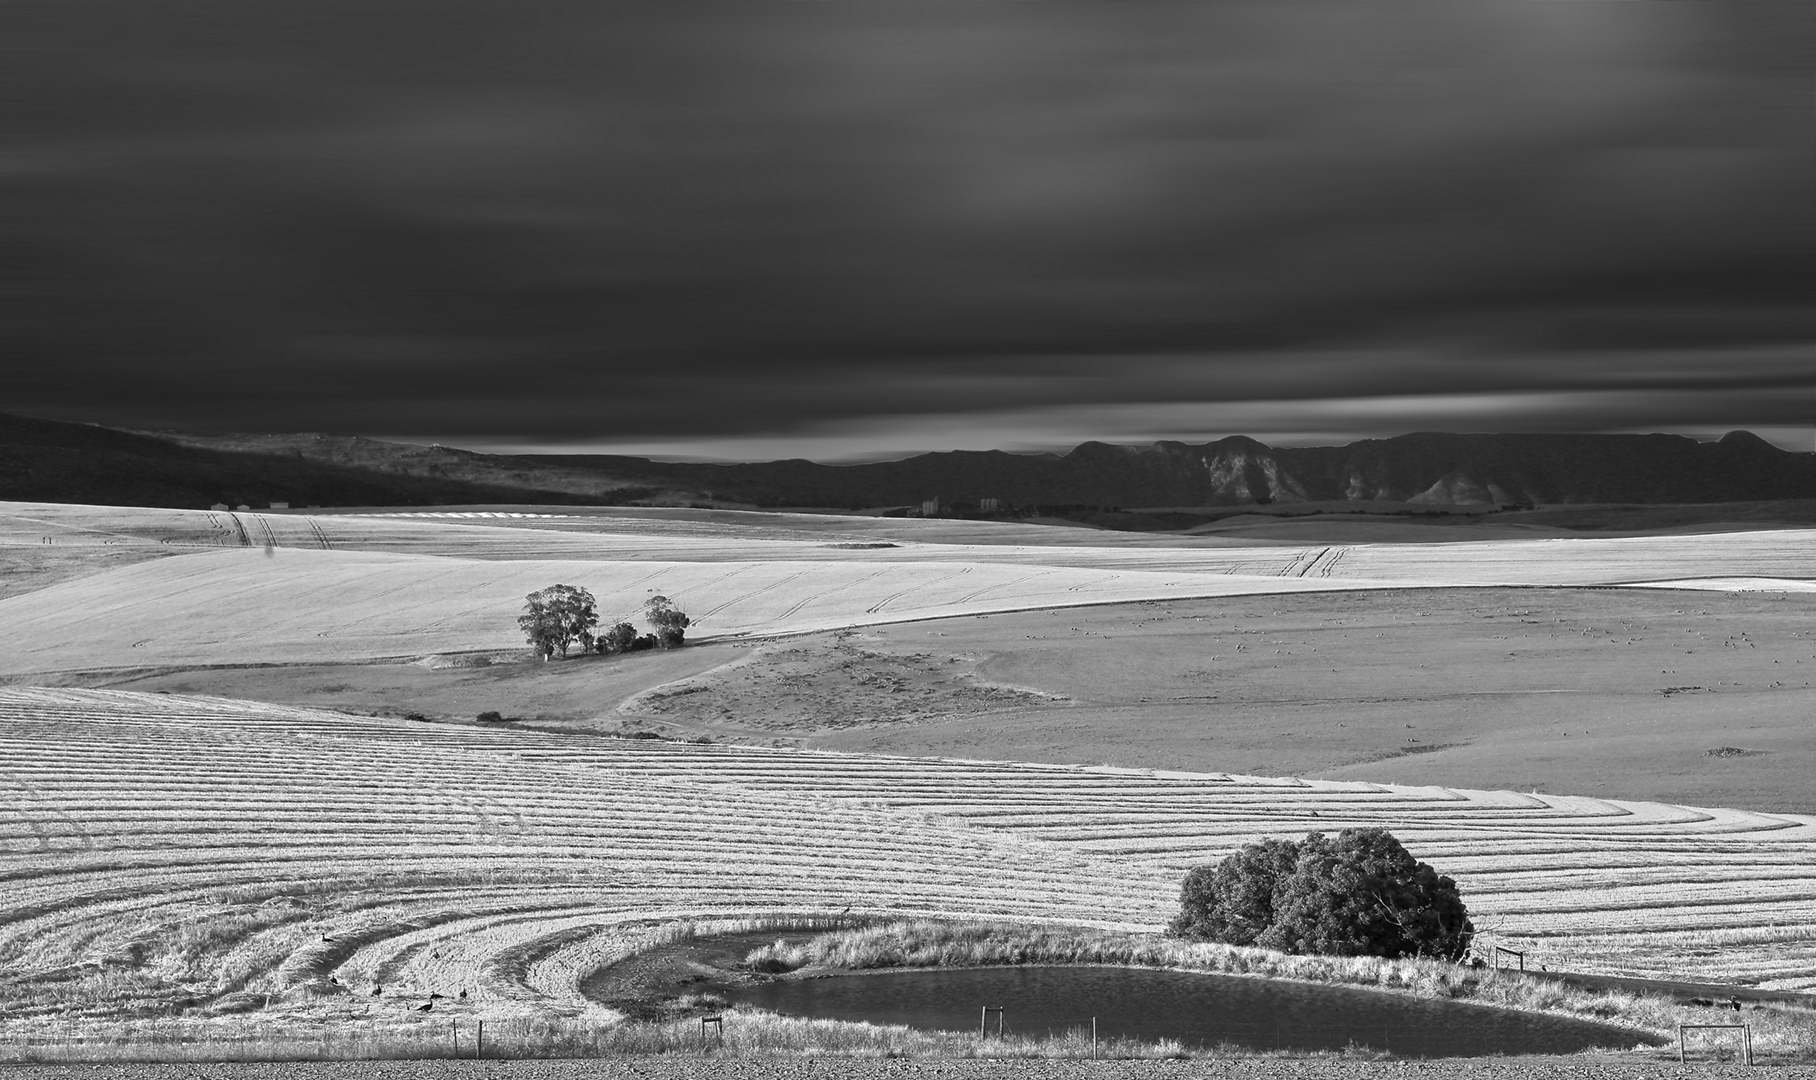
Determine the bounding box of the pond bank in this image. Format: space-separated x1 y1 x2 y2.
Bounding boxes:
576 918 1814 1062
720 963 1658 1057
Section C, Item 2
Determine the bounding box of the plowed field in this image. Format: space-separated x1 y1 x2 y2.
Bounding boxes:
2 686 1813 1031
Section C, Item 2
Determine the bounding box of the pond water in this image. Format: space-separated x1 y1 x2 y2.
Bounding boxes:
721 966 1661 1058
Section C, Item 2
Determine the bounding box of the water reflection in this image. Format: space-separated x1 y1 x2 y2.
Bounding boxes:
723 965 1660 1057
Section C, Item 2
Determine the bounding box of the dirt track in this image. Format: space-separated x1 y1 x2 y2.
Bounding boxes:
0 1056 1782 1080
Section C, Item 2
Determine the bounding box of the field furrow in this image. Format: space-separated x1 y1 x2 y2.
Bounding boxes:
3 685 1813 1020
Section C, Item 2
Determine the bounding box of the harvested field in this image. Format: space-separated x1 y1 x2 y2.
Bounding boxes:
2 686 1813 1041
81 585 1816 813
5 499 1816 1055
0 547 1401 675
3 501 1813 678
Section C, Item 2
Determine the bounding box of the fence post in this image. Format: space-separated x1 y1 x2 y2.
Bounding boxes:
1091 1016 1097 1060
476 1019 484 1061
451 1019 458 1059
980 1005 1004 1038
1677 1022 1752 1065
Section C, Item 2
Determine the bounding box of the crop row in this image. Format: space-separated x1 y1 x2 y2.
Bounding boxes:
3 685 1814 1018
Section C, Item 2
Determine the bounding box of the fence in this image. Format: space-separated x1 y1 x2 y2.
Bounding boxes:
1678 1023 1753 1066
0 1009 1691 1064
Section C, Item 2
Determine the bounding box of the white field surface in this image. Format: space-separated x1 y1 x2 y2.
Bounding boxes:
2 687 1814 1028
3 501 1813 675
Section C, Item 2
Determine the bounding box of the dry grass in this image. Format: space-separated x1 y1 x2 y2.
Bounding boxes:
0 1010 1203 1064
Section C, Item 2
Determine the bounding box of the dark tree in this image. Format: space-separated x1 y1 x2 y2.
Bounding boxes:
517 584 598 659
644 594 691 648
1170 837 1300 946
1172 829 1473 961
595 621 639 655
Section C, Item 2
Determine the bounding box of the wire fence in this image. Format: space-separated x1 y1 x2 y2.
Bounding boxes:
0 1009 1703 1064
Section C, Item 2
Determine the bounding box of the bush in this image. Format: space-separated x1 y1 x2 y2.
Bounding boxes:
596 622 639 655
476 710 504 723
1171 829 1473 961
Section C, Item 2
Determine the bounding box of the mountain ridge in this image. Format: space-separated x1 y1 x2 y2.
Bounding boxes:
4 411 1812 511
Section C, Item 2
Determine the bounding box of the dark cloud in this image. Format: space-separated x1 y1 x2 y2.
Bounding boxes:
6 2 1811 457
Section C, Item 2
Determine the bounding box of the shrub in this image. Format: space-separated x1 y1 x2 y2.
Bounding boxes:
1171 829 1474 961
476 711 504 723
596 622 639 655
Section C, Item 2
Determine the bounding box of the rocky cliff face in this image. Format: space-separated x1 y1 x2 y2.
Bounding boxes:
1073 431 1815 508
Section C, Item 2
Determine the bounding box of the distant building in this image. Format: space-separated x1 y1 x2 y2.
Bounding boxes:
269 501 289 510
979 497 1001 512
210 503 228 512
921 497 941 517
235 504 250 512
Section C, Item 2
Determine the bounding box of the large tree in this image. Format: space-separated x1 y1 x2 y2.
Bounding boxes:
518 584 598 659
1171 828 1473 961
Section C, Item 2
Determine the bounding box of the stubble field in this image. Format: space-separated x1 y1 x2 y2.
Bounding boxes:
1 498 1813 1056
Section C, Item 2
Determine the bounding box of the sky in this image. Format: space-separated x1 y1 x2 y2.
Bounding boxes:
7 3 1812 461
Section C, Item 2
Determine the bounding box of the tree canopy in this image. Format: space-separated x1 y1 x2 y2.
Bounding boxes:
595 621 639 655
517 584 598 659
644 594 690 648
1171 828 1473 961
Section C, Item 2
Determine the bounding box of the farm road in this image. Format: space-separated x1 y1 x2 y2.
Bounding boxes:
0 1056 1777 1079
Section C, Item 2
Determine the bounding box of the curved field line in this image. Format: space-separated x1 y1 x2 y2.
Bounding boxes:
951 568 1059 605
1067 571 1119 593
691 566 820 624
865 566 973 615
3 685 1814 1013
222 514 252 548
773 566 897 622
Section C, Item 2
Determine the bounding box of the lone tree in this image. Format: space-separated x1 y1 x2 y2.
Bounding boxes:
518 584 598 660
644 594 691 648
1171 828 1473 961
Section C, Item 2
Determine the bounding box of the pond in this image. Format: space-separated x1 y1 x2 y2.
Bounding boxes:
721 965 1662 1057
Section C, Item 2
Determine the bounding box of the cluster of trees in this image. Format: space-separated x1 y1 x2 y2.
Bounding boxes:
517 585 690 661
1171 828 1474 961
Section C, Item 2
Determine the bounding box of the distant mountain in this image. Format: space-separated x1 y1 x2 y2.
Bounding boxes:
5 412 1813 511
537 430 1816 508
0 412 629 509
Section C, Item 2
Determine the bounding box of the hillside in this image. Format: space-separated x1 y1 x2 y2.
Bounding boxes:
0 412 633 510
